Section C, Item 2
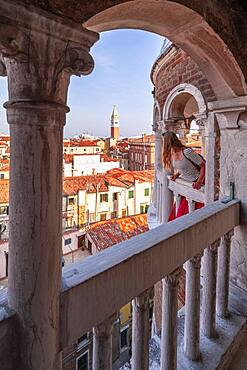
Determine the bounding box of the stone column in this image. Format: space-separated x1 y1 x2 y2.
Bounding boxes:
93 313 117 370
187 198 195 213
152 122 163 205
195 117 206 158
174 192 181 216
132 288 153 370
0 4 98 369
184 255 201 360
217 231 233 318
201 241 219 338
204 113 217 204
161 269 180 370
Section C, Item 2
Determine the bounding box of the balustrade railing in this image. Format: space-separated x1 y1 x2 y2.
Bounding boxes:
59 198 239 369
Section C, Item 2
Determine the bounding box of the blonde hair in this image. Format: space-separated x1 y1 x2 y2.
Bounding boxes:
162 131 185 170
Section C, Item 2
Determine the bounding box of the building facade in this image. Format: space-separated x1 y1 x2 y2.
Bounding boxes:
62 169 154 229
128 134 155 171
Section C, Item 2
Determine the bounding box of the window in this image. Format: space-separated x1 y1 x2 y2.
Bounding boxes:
68 197 75 205
128 190 134 199
120 326 129 350
112 192 118 201
77 333 89 351
100 213 107 221
89 213 95 222
100 193 108 203
122 209 127 217
76 351 89 370
64 238 71 246
0 174 4 179
0 206 8 215
144 188 150 196
111 211 117 219
140 204 148 214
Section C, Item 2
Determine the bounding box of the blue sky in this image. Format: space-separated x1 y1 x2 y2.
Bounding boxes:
0 30 163 137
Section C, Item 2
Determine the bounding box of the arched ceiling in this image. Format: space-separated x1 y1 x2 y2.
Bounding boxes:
83 1 246 100
16 0 247 98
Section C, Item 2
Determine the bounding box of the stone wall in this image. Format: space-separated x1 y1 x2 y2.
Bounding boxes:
220 117 247 291
153 46 216 112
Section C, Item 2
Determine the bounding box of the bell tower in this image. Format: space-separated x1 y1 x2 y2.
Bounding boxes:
111 105 119 140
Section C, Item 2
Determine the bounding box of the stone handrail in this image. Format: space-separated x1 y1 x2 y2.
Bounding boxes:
60 199 239 350
167 175 205 204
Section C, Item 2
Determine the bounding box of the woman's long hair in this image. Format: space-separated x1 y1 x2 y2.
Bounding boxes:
162 131 185 170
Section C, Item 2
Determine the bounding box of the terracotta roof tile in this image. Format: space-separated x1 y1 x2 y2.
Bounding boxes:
87 214 149 251
0 180 9 203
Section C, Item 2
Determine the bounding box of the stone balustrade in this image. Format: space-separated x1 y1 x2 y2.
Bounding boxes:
0 199 240 369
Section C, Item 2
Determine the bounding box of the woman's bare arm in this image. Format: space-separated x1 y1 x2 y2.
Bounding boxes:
192 162 205 189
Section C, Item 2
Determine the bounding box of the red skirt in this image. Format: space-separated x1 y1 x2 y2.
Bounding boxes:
168 196 204 221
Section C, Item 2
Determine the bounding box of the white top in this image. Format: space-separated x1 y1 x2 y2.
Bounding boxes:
173 148 203 182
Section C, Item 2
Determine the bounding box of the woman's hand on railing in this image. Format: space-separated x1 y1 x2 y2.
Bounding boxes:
170 173 180 181
192 179 204 190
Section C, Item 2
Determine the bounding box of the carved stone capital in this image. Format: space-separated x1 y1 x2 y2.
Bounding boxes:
189 254 202 269
0 1 98 107
164 267 182 286
0 54 6 76
223 230 234 245
153 120 165 136
93 312 118 338
208 96 247 130
133 287 154 311
210 239 220 252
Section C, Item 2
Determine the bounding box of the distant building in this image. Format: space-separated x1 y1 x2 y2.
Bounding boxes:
111 105 120 140
63 139 102 155
128 134 155 171
62 169 154 229
63 153 120 177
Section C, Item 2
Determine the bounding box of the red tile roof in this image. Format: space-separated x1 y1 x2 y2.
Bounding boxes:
63 175 108 195
66 139 100 147
100 153 119 162
0 180 9 203
87 214 149 251
63 170 154 195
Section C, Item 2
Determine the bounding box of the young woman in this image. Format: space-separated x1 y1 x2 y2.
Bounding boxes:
162 131 205 220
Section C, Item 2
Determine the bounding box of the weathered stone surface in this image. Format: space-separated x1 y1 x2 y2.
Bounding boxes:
0 2 98 369
12 1 247 94
219 119 247 291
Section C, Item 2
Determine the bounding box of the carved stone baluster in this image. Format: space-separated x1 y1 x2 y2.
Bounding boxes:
132 288 153 370
160 182 163 222
174 192 181 216
216 231 234 318
184 255 201 360
93 313 118 370
201 240 219 338
161 268 181 370
187 198 195 214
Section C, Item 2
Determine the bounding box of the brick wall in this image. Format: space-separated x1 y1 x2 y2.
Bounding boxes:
154 46 216 111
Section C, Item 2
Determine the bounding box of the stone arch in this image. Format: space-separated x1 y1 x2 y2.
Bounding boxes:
84 1 247 100
153 99 161 123
162 83 207 121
